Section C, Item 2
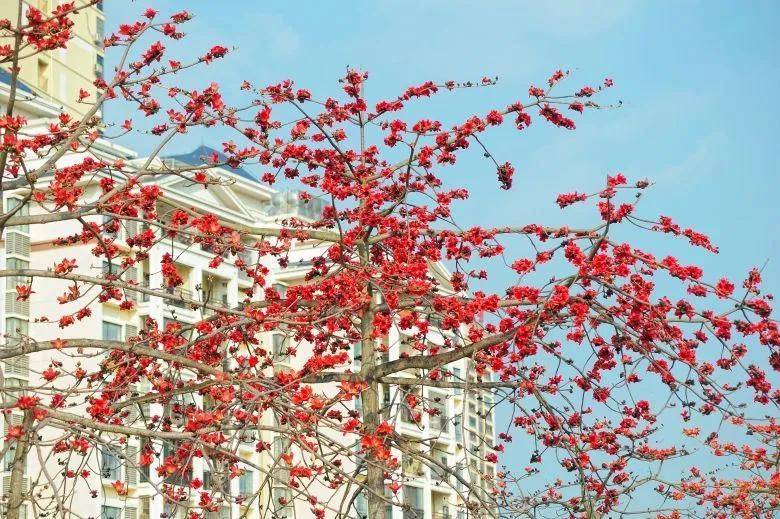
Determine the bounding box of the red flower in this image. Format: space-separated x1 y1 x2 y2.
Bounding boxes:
5 425 23 440
715 278 735 298
15 284 33 301
17 395 40 410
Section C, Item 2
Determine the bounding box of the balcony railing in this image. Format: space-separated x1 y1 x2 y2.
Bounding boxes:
431 468 449 484
430 414 449 433
200 242 231 259
165 287 193 308
402 456 425 478
237 251 252 281
163 468 193 487
403 509 425 519
159 222 194 245
202 294 230 314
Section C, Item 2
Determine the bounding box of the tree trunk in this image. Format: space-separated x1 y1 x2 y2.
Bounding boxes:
6 410 33 519
362 378 385 519
359 277 385 519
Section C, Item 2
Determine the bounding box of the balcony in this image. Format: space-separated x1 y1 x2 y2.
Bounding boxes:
430 414 449 434
403 509 424 519
431 467 450 485
402 455 425 478
165 287 193 308
141 280 151 303
200 242 229 258
237 251 252 281
202 293 230 315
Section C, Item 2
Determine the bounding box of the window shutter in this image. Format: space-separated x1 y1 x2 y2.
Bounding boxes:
5 292 29 316
125 324 139 339
2 413 24 436
5 232 30 256
126 267 138 302
4 354 29 378
1 474 29 497
125 445 139 486
125 219 138 239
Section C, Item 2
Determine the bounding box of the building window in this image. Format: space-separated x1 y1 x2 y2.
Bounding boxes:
96 54 104 78
454 414 463 443
205 509 230 519
162 502 179 519
272 487 293 518
452 367 462 395
95 17 105 46
403 486 423 519
355 492 368 519
161 441 192 486
429 394 448 433
1 378 24 405
139 438 151 483
239 469 253 496
6 258 30 290
429 314 442 328
5 198 29 232
102 215 118 237
102 321 123 342
400 387 421 424
382 384 391 418
272 283 287 298
102 261 121 277
5 317 28 339
139 497 150 519
468 403 477 428
3 442 25 473
355 491 393 519
101 506 121 519
100 447 121 480
37 58 49 92
272 334 289 362
354 394 362 417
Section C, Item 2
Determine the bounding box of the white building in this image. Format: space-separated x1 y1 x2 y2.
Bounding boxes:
0 101 497 519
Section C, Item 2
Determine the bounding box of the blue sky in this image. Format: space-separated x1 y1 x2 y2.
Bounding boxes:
107 0 779 499
106 0 780 288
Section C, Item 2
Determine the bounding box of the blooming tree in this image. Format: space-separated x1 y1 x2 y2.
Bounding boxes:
0 4 777 519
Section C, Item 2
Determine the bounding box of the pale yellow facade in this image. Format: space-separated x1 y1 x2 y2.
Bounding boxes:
0 0 104 118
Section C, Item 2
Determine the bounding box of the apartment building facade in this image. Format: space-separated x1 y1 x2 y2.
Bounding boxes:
0 0 105 118
0 137 498 518
0 5 499 508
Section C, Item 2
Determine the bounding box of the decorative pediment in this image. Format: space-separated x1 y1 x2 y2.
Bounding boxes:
162 177 257 223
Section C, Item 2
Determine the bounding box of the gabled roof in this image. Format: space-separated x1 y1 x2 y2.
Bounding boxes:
163 145 257 182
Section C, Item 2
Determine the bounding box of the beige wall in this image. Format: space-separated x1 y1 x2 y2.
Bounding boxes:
0 0 104 118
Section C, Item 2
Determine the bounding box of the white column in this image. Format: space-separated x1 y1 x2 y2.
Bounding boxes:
423 486 433 519
147 246 165 325
227 273 239 308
